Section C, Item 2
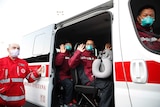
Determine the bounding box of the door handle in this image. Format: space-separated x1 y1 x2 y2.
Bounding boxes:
130 59 148 83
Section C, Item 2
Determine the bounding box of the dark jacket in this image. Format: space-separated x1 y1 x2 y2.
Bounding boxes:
136 22 160 51
55 51 72 81
68 50 96 85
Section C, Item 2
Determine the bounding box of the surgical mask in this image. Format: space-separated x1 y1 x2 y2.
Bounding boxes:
141 16 155 27
86 45 93 51
65 45 72 51
10 49 20 57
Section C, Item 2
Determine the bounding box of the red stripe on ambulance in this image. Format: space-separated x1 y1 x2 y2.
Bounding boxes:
28 64 49 77
115 61 160 84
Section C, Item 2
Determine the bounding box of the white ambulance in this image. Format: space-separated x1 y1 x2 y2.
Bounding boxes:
20 0 160 107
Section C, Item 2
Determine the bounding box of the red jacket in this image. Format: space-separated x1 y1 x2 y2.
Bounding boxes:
55 51 72 81
136 22 160 51
0 56 40 106
69 50 96 85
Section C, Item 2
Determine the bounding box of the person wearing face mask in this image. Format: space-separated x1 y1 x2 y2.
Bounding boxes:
68 40 113 107
136 5 160 51
69 40 96 86
0 43 43 107
55 42 76 107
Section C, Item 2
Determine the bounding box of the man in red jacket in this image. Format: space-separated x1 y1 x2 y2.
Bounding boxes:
55 42 76 106
136 5 160 52
69 40 113 107
0 43 43 107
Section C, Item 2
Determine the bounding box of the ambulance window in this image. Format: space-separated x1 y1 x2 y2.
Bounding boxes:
129 0 160 54
33 33 51 55
25 33 51 62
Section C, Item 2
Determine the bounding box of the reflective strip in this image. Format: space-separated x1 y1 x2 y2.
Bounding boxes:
0 94 25 101
0 79 10 83
140 37 157 42
0 78 23 83
12 78 23 82
65 56 70 59
81 56 95 60
0 87 5 91
5 69 8 79
17 66 20 76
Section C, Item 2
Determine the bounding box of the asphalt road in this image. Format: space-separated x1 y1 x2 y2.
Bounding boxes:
23 102 40 107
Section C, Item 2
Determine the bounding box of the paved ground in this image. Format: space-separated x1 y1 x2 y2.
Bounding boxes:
23 102 39 107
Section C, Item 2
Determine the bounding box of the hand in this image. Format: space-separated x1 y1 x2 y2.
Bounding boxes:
37 66 44 75
60 44 66 53
77 44 85 52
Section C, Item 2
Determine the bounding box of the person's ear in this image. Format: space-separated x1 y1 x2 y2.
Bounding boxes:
7 48 9 52
93 44 95 48
137 16 141 23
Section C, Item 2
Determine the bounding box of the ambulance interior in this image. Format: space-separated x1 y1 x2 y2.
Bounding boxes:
54 12 112 52
53 12 113 107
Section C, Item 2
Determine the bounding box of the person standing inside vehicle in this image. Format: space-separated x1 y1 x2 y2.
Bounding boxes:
55 42 76 107
68 40 113 107
136 5 160 51
0 43 43 107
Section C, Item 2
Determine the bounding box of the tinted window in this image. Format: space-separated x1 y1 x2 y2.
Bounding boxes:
20 30 52 62
129 0 160 54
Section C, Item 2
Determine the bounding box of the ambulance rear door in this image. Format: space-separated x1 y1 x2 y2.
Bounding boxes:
20 24 55 107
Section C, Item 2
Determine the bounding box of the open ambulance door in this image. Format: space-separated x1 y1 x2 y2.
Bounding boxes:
20 24 55 107
114 0 160 107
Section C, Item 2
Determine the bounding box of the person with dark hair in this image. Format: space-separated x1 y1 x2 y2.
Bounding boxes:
69 40 113 107
55 42 76 107
136 5 160 51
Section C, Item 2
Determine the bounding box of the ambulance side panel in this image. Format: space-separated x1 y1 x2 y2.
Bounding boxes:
20 24 55 107
113 0 160 107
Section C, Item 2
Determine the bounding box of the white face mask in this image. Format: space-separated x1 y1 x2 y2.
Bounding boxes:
10 49 20 57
